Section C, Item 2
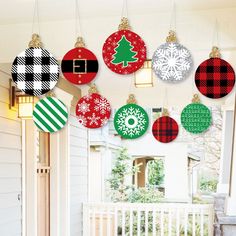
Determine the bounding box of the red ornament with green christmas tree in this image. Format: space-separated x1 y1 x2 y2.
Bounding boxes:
102 18 146 74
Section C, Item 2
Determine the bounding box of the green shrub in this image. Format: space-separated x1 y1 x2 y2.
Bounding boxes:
199 178 218 193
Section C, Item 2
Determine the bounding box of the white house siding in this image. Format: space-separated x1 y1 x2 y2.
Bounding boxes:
0 70 22 236
69 102 88 236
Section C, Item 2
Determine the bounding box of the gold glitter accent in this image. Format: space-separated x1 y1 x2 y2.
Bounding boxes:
118 17 131 31
75 37 86 48
28 34 42 48
126 94 137 104
209 46 221 58
166 31 177 43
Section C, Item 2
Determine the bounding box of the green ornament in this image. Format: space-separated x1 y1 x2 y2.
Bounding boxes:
111 35 138 67
181 103 212 134
114 103 149 139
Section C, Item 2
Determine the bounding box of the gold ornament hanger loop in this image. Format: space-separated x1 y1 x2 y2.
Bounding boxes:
166 30 178 43
126 94 137 104
209 46 221 58
192 94 201 103
28 33 42 48
162 108 169 116
45 90 56 98
118 17 131 31
88 84 98 94
75 37 85 48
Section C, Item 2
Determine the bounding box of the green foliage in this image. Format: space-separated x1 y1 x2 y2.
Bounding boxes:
128 187 164 203
147 160 165 187
107 148 138 202
107 149 163 203
199 178 218 193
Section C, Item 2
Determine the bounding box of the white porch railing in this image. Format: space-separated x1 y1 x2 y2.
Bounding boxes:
83 203 214 236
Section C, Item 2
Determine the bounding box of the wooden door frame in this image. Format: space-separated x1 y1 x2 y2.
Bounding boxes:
22 87 73 236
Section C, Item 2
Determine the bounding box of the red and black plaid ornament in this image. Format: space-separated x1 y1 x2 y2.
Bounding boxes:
61 37 98 85
195 47 235 99
152 111 179 143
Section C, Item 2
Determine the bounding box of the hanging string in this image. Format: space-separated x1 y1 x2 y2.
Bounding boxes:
31 0 40 34
75 0 82 38
163 87 168 110
169 1 176 31
121 0 128 18
212 18 219 47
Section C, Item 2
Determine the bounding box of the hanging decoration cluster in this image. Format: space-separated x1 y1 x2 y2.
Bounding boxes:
10 0 236 142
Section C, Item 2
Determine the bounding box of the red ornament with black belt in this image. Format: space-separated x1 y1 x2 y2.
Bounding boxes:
61 38 98 85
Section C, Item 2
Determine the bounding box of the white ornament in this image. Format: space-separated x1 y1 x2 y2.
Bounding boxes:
152 42 193 82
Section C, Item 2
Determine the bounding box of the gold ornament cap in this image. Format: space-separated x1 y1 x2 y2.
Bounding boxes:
166 30 178 43
126 94 137 104
28 34 43 48
209 46 221 58
88 84 98 94
118 17 131 31
162 108 169 116
192 94 201 103
75 37 86 48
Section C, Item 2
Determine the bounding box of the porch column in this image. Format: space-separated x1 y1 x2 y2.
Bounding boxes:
51 87 73 236
217 109 234 194
225 100 236 216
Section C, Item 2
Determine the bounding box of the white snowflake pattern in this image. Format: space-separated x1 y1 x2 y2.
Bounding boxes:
115 105 148 138
83 94 93 101
152 42 192 82
112 41 117 47
77 115 87 126
88 113 100 126
94 97 111 115
101 117 109 126
77 100 90 115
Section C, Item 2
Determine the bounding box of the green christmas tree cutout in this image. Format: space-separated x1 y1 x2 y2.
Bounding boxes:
112 35 138 67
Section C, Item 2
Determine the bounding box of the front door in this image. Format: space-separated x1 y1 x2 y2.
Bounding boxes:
36 132 50 236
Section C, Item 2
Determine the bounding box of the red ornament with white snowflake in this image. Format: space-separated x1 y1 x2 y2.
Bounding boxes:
76 93 111 129
102 18 146 74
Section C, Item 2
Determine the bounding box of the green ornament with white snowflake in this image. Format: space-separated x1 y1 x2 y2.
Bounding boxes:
181 94 212 134
114 94 149 139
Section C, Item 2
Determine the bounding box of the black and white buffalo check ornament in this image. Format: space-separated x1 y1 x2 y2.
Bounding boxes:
12 48 59 96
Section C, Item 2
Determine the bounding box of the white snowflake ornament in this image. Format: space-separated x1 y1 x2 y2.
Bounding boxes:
152 31 193 82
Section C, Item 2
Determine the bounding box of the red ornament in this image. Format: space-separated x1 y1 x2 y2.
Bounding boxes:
76 93 111 129
195 58 235 99
61 47 98 85
152 116 179 143
102 30 146 74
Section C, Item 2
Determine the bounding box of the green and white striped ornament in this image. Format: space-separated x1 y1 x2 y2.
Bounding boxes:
33 97 68 133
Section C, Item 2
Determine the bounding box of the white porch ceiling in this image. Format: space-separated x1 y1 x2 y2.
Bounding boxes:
1 0 236 24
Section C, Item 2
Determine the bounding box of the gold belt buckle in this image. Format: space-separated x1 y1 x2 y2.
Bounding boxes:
73 59 87 74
